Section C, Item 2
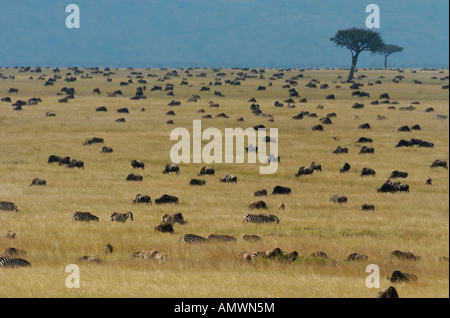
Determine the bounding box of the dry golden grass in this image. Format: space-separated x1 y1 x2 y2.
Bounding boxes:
0 67 448 298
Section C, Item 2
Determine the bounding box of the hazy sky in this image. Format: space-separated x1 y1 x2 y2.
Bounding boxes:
0 0 448 68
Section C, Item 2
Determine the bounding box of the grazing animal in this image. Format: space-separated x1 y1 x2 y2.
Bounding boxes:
278 203 285 210
340 162 351 173
243 213 280 224
70 159 84 169
103 243 113 254
295 165 314 177
189 178 206 186
179 234 207 243
72 212 99 222
361 204 375 211
0 256 31 268
133 250 167 261
271 185 291 195
48 155 62 164
241 234 262 242
333 146 348 154
249 200 268 210
131 160 145 170
220 175 237 183
77 256 102 264
390 170 408 178
0 201 19 212
161 212 185 225
360 146 375 154
163 163 180 174
426 176 432 185
389 270 417 283
110 212 134 223
133 194 151 204
154 223 174 234
101 146 113 153
30 178 46 186
3 247 27 257
330 194 348 203
391 250 419 261
198 166 215 176
346 253 368 261
83 137 104 145
5 231 16 239
254 189 268 197
126 173 143 181
430 159 448 169
361 167 376 177
205 234 237 242
377 286 399 298
155 194 179 204
58 156 71 166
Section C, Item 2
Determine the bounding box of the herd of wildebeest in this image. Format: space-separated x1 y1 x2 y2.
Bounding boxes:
0 66 449 297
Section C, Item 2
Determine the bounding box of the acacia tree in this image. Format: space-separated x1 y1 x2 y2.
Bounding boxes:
375 44 403 69
330 27 384 82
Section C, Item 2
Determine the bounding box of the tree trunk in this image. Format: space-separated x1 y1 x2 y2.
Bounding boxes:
384 55 388 69
346 53 359 83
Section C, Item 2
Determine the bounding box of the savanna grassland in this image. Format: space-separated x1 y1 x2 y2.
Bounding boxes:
0 66 448 298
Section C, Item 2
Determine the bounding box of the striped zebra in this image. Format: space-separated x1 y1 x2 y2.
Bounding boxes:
243 213 280 224
0 256 31 268
0 201 19 212
205 234 237 242
179 234 207 244
72 212 99 222
110 212 133 223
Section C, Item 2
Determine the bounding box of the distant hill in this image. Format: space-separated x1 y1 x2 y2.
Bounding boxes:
0 0 448 68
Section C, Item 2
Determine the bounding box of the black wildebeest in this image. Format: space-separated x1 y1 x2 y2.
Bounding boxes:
154 223 174 234
377 286 399 298
254 189 268 197
430 159 448 169
48 155 62 164
220 175 237 183
101 146 113 153
83 137 104 145
390 170 408 178
58 156 71 166
249 200 268 210
361 204 375 211
330 194 347 203
360 146 375 154
271 185 291 195
155 194 179 204
133 194 151 204
70 159 84 169
131 160 145 170
163 163 180 174
333 146 348 154
388 270 417 283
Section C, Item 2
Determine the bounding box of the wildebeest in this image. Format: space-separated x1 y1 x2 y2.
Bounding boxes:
101 146 113 153
155 194 179 204
83 137 104 145
346 252 368 261
330 194 347 203
361 204 375 211
198 166 215 176
271 185 291 195
390 170 408 178
30 178 46 186
163 163 180 174
0 201 19 212
426 176 432 185
58 156 71 166
70 159 84 169
189 178 206 186
377 180 409 193
340 162 351 173
220 175 237 183
430 159 448 169
241 234 262 242
360 146 375 154
126 173 143 181
161 212 185 225
131 160 145 170
388 270 417 283
254 189 268 197
48 155 62 164
154 223 174 234
249 200 268 210
133 194 151 204
361 167 376 177
333 146 348 154
391 250 419 261
377 286 399 298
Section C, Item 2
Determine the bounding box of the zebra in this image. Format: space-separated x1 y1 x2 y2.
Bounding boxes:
205 234 237 242
179 234 206 243
110 212 133 223
0 256 31 268
0 201 19 212
72 212 99 222
242 213 280 224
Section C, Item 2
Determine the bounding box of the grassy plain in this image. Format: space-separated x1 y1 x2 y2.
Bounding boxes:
0 67 448 298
